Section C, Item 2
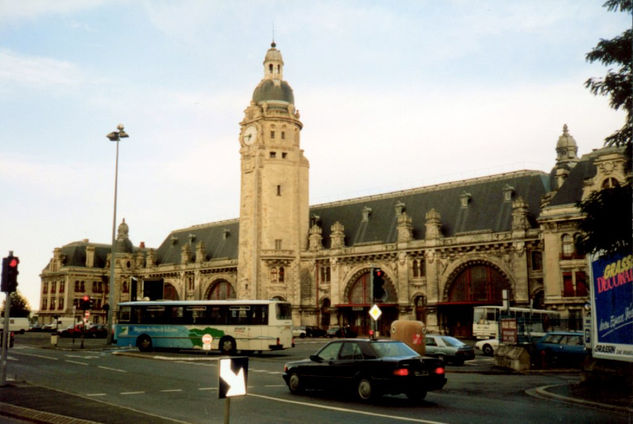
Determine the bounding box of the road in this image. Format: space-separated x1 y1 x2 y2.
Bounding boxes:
3 334 629 424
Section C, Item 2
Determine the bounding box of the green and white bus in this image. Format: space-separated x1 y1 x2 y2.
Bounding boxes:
115 299 293 353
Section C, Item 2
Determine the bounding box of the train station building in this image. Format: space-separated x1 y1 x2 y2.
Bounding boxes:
39 43 629 337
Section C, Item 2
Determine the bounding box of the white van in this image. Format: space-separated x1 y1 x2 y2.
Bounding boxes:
8 317 29 334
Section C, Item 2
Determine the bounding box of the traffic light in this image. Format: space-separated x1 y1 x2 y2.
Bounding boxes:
1 254 19 293
372 267 386 303
81 295 91 311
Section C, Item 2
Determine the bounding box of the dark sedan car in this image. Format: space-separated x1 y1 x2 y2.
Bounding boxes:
283 339 446 402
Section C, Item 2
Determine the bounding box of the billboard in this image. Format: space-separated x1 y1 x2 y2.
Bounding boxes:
589 252 633 362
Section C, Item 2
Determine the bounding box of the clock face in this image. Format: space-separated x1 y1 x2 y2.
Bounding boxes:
243 125 257 146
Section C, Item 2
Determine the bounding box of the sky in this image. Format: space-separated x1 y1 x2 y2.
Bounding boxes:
0 0 628 312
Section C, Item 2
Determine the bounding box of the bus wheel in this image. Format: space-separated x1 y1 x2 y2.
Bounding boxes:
220 337 236 355
137 335 153 352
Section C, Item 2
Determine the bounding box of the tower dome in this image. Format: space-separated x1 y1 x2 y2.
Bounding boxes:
251 42 295 105
556 124 578 162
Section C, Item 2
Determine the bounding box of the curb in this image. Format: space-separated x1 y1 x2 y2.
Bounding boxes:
0 401 101 424
527 384 633 414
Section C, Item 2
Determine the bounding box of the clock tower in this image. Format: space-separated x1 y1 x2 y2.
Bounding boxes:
237 42 309 303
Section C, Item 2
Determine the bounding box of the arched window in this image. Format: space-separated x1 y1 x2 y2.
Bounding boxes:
279 266 285 282
271 267 278 283
448 264 507 303
207 280 236 300
602 177 620 189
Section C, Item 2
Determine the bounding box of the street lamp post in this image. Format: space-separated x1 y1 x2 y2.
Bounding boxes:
106 124 129 344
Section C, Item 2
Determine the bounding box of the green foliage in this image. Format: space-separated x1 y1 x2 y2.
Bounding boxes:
1 291 31 318
575 185 632 257
585 0 632 147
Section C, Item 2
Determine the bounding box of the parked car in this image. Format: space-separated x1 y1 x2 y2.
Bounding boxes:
293 326 307 338
305 326 327 337
0 329 15 347
475 338 499 356
533 331 587 367
326 325 357 338
87 324 108 338
59 325 87 338
283 338 447 401
424 335 475 365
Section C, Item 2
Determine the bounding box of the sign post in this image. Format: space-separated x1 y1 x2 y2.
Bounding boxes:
218 357 248 424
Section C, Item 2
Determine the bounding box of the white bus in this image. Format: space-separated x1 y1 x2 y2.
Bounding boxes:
473 305 561 340
115 299 293 353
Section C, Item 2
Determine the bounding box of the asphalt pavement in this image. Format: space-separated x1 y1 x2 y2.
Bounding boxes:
0 335 631 424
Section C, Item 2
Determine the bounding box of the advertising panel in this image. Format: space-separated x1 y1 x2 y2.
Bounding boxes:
589 252 633 362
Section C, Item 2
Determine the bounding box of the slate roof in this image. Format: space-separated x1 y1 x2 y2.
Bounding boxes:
59 241 111 269
310 170 549 248
155 220 240 265
154 170 549 265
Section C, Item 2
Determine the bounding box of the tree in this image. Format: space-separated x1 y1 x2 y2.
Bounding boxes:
576 185 632 256
1 291 31 318
584 0 632 148
576 0 633 257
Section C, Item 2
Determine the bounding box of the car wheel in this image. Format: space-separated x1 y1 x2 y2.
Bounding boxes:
357 377 376 401
406 389 427 402
137 335 153 352
299 333 306 338
287 372 303 394
220 337 237 355
483 344 493 356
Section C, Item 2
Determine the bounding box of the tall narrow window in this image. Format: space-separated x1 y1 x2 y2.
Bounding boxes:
275 239 282 250
563 272 574 297
413 259 419 277
281 131 285 139
279 266 285 282
277 185 281 196
271 130 275 139
561 234 574 258
271 268 278 283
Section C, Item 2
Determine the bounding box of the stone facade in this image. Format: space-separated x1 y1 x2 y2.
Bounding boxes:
39 44 630 337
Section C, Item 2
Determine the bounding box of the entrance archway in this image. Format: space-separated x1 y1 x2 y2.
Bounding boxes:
336 269 398 336
439 262 510 338
205 280 236 300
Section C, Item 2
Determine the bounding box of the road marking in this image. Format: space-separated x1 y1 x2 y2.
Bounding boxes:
198 387 216 391
264 384 286 388
87 393 107 397
98 365 127 373
11 351 58 361
65 360 88 366
160 389 183 393
120 391 145 395
248 393 450 424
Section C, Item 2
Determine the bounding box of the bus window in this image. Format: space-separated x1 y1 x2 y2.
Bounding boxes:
169 306 184 324
119 306 131 323
187 306 207 324
276 303 291 320
144 306 166 323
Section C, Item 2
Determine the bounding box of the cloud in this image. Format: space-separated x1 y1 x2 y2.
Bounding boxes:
0 0 105 22
0 49 85 89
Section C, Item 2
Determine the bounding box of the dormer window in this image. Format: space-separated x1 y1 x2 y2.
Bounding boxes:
503 185 515 202
460 192 471 208
362 206 372 222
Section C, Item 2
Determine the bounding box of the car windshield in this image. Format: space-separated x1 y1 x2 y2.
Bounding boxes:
441 336 465 347
372 341 419 358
